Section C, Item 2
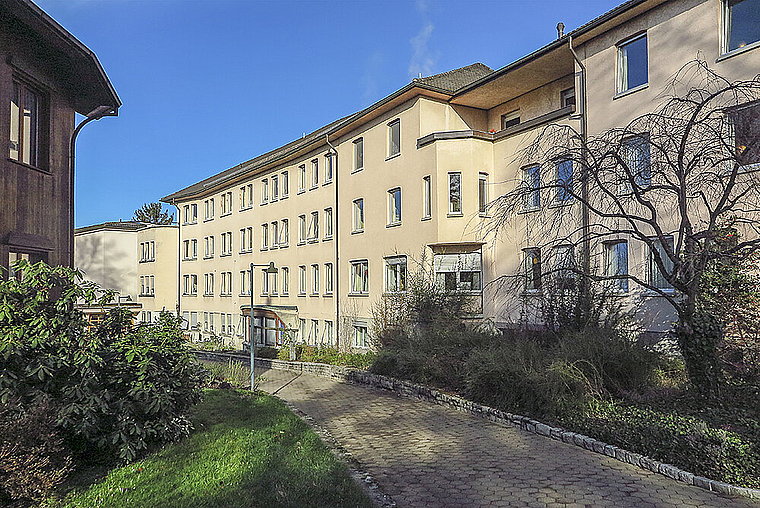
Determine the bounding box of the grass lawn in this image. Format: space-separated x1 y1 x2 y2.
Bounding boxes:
43 389 372 508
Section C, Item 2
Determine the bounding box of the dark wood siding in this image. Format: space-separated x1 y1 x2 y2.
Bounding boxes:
0 19 76 276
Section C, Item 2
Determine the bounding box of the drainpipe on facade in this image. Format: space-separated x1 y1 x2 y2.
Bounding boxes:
172 200 181 317
325 134 340 348
68 106 118 266
568 36 592 290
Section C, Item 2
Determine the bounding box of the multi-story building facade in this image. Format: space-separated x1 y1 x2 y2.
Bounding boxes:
1 0 120 278
164 0 760 349
74 221 179 323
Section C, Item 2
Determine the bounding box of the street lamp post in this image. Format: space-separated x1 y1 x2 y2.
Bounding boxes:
250 261 278 390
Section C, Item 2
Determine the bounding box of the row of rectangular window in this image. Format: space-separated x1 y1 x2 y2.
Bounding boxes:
351 173 490 233
297 318 337 347
139 241 155 262
184 264 332 297
180 311 236 335
182 254 481 299
183 119 401 225
522 237 674 293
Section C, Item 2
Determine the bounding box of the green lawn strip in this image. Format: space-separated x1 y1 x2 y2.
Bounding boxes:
45 390 372 508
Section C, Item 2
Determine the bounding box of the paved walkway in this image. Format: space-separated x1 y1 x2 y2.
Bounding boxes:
257 367 759 508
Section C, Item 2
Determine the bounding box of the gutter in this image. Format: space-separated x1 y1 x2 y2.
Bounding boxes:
68 105 118 267
171 199 181 317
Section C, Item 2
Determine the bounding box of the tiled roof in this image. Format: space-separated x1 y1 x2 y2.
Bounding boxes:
162 63 493 202
415 63 493 93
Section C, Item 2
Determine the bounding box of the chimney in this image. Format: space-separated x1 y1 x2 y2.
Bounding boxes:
557 22 565 39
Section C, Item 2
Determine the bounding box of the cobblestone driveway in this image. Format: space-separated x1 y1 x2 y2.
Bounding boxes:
257 367 759 508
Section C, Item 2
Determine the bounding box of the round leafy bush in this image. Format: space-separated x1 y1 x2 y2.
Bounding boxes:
0 261 206 473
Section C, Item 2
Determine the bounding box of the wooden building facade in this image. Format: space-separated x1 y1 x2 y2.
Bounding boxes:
0 0 120 277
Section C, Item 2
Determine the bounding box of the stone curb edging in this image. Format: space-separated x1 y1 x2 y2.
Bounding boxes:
195 351 760 501
275 397 397 508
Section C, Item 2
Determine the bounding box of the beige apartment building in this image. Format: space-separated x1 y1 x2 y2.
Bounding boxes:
74 221 179 323
163 0 760 349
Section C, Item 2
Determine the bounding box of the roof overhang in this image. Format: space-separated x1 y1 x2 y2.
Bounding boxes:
452 43 574 110
451 0 667 110
1 0 121 114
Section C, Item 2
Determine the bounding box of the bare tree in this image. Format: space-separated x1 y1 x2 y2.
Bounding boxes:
488 60 760 394
133 202 174 224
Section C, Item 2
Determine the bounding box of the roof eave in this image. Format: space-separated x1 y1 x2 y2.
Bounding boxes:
161 82 455 203
11 0 121 113
452 0 656 100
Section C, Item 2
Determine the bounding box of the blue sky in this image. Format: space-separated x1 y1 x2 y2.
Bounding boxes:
36 0 621 227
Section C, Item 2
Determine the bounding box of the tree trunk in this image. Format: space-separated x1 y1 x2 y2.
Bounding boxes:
673 297 723 396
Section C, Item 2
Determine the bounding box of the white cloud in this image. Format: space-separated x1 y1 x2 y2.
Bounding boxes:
408 0 436 80
362 50 385 105
408 21 435 79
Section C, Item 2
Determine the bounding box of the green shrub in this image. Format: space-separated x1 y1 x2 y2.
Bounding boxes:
0 397 73 503
555 330 662 395
371 323 490 392
561 401 760 489
0 261 206 469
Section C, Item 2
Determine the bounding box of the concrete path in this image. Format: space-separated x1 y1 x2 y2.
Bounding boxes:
257 367 759 508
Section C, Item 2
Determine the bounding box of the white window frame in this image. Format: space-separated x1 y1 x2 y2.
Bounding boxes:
281 267 290 295
353 137 364 172
310 159 319 189
350 259 369 295
434 252 483 293
501 110 520 130
299 265 307 295
388 187 402 226
262 179 269 204
523 248 542 292
324 154 334 183
311 264 320 294
448 172 462 215
353 198 364 232
309 211 319 241
298 214 307 244
522 165 541 210
281 218 289 246
616 33 648 94
282 171 289 197
325 262 333 294
324 207 333 239
422 175 432 219
388 119 401 158
204 198 214 220
261 223 269 250
555 159 574 203
384 255 407 294
478 172 489 215
299 164 306 192
354 325 369 349
604 240 629 292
